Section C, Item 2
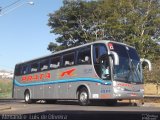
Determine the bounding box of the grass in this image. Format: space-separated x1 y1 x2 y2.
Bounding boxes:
0 78 12 99
144 97 160 103
144 83 160 95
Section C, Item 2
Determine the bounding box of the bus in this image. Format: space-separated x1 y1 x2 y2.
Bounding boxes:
13 40 149 106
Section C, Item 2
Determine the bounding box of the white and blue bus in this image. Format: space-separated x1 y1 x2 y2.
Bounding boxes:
13 40 146 106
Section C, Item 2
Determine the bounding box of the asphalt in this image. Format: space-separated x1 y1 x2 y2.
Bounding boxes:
0 94 159 111
0 99 160 111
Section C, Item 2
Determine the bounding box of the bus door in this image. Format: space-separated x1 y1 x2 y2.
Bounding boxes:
93 43 111 80
93 44 112 97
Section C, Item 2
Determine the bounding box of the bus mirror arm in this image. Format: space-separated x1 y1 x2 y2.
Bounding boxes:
140 58 152 71
109 51 119 66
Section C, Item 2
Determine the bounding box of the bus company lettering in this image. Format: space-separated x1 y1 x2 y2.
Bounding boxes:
117 83 132 87
21 72 51 82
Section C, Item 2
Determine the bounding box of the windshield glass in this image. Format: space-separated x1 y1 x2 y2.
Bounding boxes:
110 43 142 83
127 47 142 83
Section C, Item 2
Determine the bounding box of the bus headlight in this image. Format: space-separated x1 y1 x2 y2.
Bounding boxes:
117 87 125 91
113 94 122 97
113 87 124 93
113 88 118 93
140 89 144 92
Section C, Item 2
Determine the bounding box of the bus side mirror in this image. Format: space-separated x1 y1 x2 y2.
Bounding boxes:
140 58 152 71
109 51 119 66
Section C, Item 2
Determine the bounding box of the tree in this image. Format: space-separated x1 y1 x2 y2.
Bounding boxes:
144 59 160 83
48 0 100 51
48 0 160 61
143 59 160 94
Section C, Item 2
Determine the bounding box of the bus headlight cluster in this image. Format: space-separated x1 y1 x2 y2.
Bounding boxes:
140 89 144 92
118 87 125 91
113 87 125 93
113 93 121 97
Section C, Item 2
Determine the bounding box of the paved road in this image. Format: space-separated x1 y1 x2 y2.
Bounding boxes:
0 100 160 120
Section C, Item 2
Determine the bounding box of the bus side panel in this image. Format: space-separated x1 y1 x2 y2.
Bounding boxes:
33 85 43 99
13 76 34 99
43 85 54 99
13 86 24 99
54 65 101 100
100 84 113 99
13 76 24 99
13 64 104 100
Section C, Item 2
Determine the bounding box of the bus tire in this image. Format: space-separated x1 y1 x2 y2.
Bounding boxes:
24 91 32 104
78 87 90 106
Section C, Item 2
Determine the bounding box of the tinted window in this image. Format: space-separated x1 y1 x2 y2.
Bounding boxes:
40 59 49 71
63 52 75 67
93 44 108 64
111 43 128 58
21 65 29 75
77 46 91 64
50 56 61 69
30 62 39 73
14 65 21 76
128 47 140 61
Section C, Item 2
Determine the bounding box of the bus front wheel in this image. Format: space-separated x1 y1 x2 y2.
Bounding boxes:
78 87 90 106
24 91 32 104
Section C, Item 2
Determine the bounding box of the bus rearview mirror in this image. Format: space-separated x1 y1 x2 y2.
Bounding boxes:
140 58 152 71
110 51 119 66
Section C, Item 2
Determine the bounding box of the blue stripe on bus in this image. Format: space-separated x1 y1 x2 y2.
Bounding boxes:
14 78 112 87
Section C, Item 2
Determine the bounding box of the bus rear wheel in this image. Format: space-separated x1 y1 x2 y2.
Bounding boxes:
24 91 32 104
78 87 90 106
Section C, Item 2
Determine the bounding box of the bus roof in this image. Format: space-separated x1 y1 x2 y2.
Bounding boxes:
15 40 134 66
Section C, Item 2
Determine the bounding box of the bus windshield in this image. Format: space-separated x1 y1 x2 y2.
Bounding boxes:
110 43 142 83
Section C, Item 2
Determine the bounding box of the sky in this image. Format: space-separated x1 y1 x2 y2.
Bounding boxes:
0 0 63 71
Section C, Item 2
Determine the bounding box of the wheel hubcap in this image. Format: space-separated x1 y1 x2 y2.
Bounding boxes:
80 92 87 102
25 94 29 102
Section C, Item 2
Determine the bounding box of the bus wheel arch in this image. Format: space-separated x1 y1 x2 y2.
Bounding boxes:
77 85 91 106
24 89 32 104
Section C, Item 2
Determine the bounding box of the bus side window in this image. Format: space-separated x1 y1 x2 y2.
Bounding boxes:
63 52 75 67
85 56 90 63
77 46 91 64
40 59 49 71
93 46 99 64
93 44 108 64
30 63 39 73
50 56 61 69
15 65 21 76
21 65 29 75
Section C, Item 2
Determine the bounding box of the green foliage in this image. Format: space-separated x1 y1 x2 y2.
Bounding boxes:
48 0 101 51
0 79 12 99
48 0 160 60
143 59 160 84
